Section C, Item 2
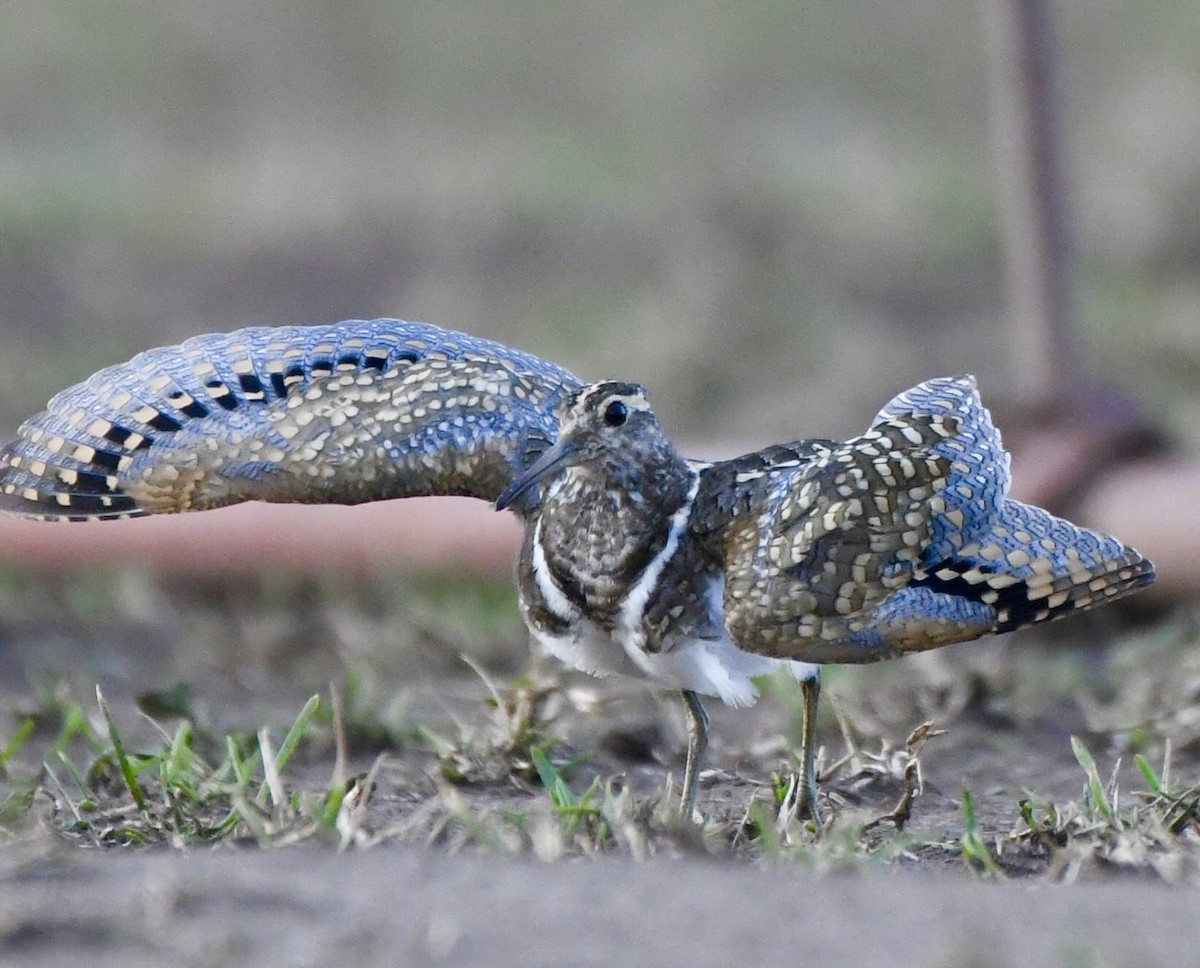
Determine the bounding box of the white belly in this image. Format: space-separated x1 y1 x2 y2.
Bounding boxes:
620 629 818 708
530 617 817 709
531 621 641 679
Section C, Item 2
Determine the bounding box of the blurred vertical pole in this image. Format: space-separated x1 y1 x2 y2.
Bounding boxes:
981 0 1080 404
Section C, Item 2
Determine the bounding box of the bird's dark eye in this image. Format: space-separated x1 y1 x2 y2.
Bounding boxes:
603 400 628 427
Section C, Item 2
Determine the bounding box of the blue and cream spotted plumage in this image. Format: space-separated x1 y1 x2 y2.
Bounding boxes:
0 319 1155 820
718 376 1151 666
0 321 578 519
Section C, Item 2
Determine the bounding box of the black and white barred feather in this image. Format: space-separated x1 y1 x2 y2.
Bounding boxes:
0 320 581 521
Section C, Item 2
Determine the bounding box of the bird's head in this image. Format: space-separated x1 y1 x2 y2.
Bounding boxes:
495 381 672 510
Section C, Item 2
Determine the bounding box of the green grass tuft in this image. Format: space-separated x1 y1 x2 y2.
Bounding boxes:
960 783 1004 878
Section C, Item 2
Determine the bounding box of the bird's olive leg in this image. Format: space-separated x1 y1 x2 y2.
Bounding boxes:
794 673 823 824
679 689 709 821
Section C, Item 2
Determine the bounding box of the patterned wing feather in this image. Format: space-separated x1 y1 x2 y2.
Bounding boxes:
689 439 836 552
722 407 960 652
0 320 581 520
724 376 1155 662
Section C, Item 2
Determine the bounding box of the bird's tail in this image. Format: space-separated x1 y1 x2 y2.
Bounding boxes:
912 497 1155 635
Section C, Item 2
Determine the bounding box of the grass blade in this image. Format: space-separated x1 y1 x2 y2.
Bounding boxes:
1070 736 1114 822
1134 753 1163 796
532 748 577 810
254 694 320 807
226 735 254 787
258 728 286 808
161 720 195 790
960 783 1003 877
0 718 35 769
273 694 321 774
96 685 147 813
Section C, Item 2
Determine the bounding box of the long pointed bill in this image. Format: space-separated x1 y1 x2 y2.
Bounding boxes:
495 439 580 511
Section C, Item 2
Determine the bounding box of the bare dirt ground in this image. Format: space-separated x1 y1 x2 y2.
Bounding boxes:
0 523 1196 967
5 845 1200 968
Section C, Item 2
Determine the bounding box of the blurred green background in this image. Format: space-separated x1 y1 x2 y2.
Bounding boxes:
0 0 1196 447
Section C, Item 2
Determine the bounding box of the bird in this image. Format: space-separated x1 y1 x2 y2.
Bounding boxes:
0 318 1156 821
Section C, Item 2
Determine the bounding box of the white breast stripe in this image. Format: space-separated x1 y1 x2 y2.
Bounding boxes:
618 469 701 647
531 516 580 622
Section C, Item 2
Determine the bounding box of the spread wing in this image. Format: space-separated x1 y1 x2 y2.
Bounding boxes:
721 376 1155 662
0 319 581 520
